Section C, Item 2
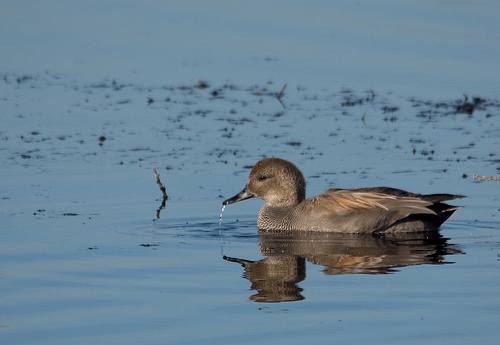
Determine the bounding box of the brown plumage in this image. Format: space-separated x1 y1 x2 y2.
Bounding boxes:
223 158 463 233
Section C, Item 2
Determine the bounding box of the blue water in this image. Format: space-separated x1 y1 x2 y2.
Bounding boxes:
1 1 499 344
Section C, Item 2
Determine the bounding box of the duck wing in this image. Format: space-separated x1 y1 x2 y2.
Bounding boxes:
315 189 435 215
351 186 464 203
299 189 437 232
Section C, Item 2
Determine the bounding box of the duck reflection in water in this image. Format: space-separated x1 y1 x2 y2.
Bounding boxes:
223 230 461 303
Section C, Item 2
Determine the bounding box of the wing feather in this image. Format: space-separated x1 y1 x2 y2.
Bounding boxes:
314 189 435 216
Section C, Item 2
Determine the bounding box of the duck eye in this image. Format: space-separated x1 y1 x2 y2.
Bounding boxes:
258 175 267 181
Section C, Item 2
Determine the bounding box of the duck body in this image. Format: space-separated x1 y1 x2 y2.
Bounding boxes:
223 158 463 233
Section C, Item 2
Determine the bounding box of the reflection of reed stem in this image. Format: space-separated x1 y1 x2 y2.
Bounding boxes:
152 167 168 219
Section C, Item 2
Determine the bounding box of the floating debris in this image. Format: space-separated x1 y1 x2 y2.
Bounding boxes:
473 174 500 181
194 80 210 89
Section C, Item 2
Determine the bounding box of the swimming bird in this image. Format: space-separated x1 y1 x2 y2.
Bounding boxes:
223 158 463 233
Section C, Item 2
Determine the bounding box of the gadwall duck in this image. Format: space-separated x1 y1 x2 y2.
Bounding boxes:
223 158 463 233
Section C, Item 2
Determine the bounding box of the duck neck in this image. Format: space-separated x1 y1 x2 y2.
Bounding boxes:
258 205 292 230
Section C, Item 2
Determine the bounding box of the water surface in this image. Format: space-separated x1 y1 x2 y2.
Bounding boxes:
1 1 499 344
